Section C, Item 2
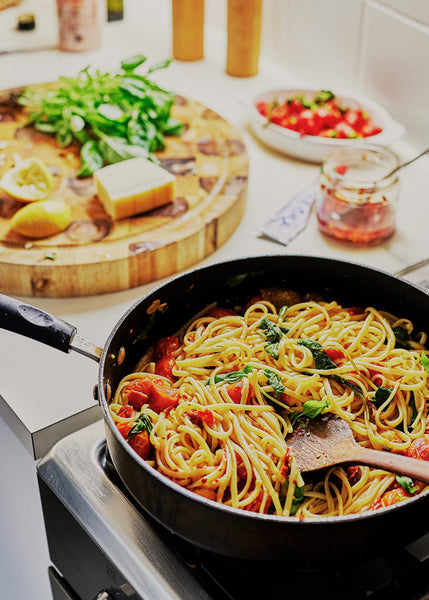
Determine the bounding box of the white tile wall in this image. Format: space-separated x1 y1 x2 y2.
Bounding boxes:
265 0 364 90
360 2 429 145
375 0 429 26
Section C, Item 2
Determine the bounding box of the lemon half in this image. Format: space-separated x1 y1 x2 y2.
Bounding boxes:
10 200 71 238
1 157 53 202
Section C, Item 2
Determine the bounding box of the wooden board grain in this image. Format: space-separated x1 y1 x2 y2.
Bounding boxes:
0 85 248 297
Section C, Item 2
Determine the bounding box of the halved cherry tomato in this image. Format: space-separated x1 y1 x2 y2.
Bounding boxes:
117 421 134 439
334 121 359 139
406 437 429 461
296 109 323 136
314 104 342 128
189 409 215 427
226 380 244 404
346 465 360 485
155 355 177 381
129 430 151 459
153 335 181 361
343 108 365 130
125 377 153 410
123 376 180 413
324 348 346 363
149 383 181 413
117 405 134 418
116 420 151 459
377 487 410 508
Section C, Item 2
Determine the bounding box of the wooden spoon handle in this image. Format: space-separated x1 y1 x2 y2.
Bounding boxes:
354 446 429 484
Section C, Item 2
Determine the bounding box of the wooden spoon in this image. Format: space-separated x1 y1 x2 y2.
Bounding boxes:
287 413 429 484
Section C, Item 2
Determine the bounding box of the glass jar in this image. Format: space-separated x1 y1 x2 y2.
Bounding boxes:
316 146 400 245
56 0 105 52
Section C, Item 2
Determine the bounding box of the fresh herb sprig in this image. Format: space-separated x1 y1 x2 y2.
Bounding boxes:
258 316 288 359
290 399 329 426
127 412 153 440
18 55 184 177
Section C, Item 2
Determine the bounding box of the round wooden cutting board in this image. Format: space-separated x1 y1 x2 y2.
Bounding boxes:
0 85 248 297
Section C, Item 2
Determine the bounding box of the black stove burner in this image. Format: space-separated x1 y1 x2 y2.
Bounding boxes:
101 445 429 600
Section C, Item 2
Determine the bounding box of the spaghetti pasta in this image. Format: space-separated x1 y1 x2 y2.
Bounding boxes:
109 292 429 518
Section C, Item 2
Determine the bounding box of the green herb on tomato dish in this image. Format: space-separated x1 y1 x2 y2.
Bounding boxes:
256 90 382 139
18 55 184 177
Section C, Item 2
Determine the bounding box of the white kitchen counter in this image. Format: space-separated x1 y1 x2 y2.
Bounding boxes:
0 3 429 599
1 0 429 460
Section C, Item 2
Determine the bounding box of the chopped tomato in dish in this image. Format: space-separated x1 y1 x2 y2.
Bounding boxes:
256 90 382 139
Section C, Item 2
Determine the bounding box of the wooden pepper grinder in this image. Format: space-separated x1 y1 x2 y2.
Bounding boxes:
227 0 263 77
172 0 204 61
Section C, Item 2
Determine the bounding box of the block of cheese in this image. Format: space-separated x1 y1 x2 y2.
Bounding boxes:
94 157 176 220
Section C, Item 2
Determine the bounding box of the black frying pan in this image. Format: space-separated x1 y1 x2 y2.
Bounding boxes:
2 254 429 564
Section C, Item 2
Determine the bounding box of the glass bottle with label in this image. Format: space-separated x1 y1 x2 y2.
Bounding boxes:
56 0 105 52
107 0 123 21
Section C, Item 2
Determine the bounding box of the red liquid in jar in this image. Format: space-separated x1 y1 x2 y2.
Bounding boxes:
317 187 395 245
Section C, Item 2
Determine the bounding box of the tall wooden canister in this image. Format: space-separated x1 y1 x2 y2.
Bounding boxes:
226 0 263 77
172 0 205 61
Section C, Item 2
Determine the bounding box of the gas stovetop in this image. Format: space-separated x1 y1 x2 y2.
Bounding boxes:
37 420 429 600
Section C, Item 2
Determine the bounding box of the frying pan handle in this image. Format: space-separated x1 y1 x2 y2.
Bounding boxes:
0 292 76 353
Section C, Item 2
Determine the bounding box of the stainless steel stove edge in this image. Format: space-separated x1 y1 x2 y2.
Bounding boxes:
37 420 214 600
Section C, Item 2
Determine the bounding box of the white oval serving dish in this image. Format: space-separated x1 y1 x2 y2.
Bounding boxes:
249 88 405 163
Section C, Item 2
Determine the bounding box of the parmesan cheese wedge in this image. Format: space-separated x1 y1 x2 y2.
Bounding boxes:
94 157 176 220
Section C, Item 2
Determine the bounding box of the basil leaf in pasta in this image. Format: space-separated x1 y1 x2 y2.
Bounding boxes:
127 413 152 440
290 399 329 426
372 385 394 409
421 352 429 374
328 374 365 401
396 475 417 494
209 365 253 385
264 369 285 397
284 482 305 516
298 339 337 370
258 317 284 344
